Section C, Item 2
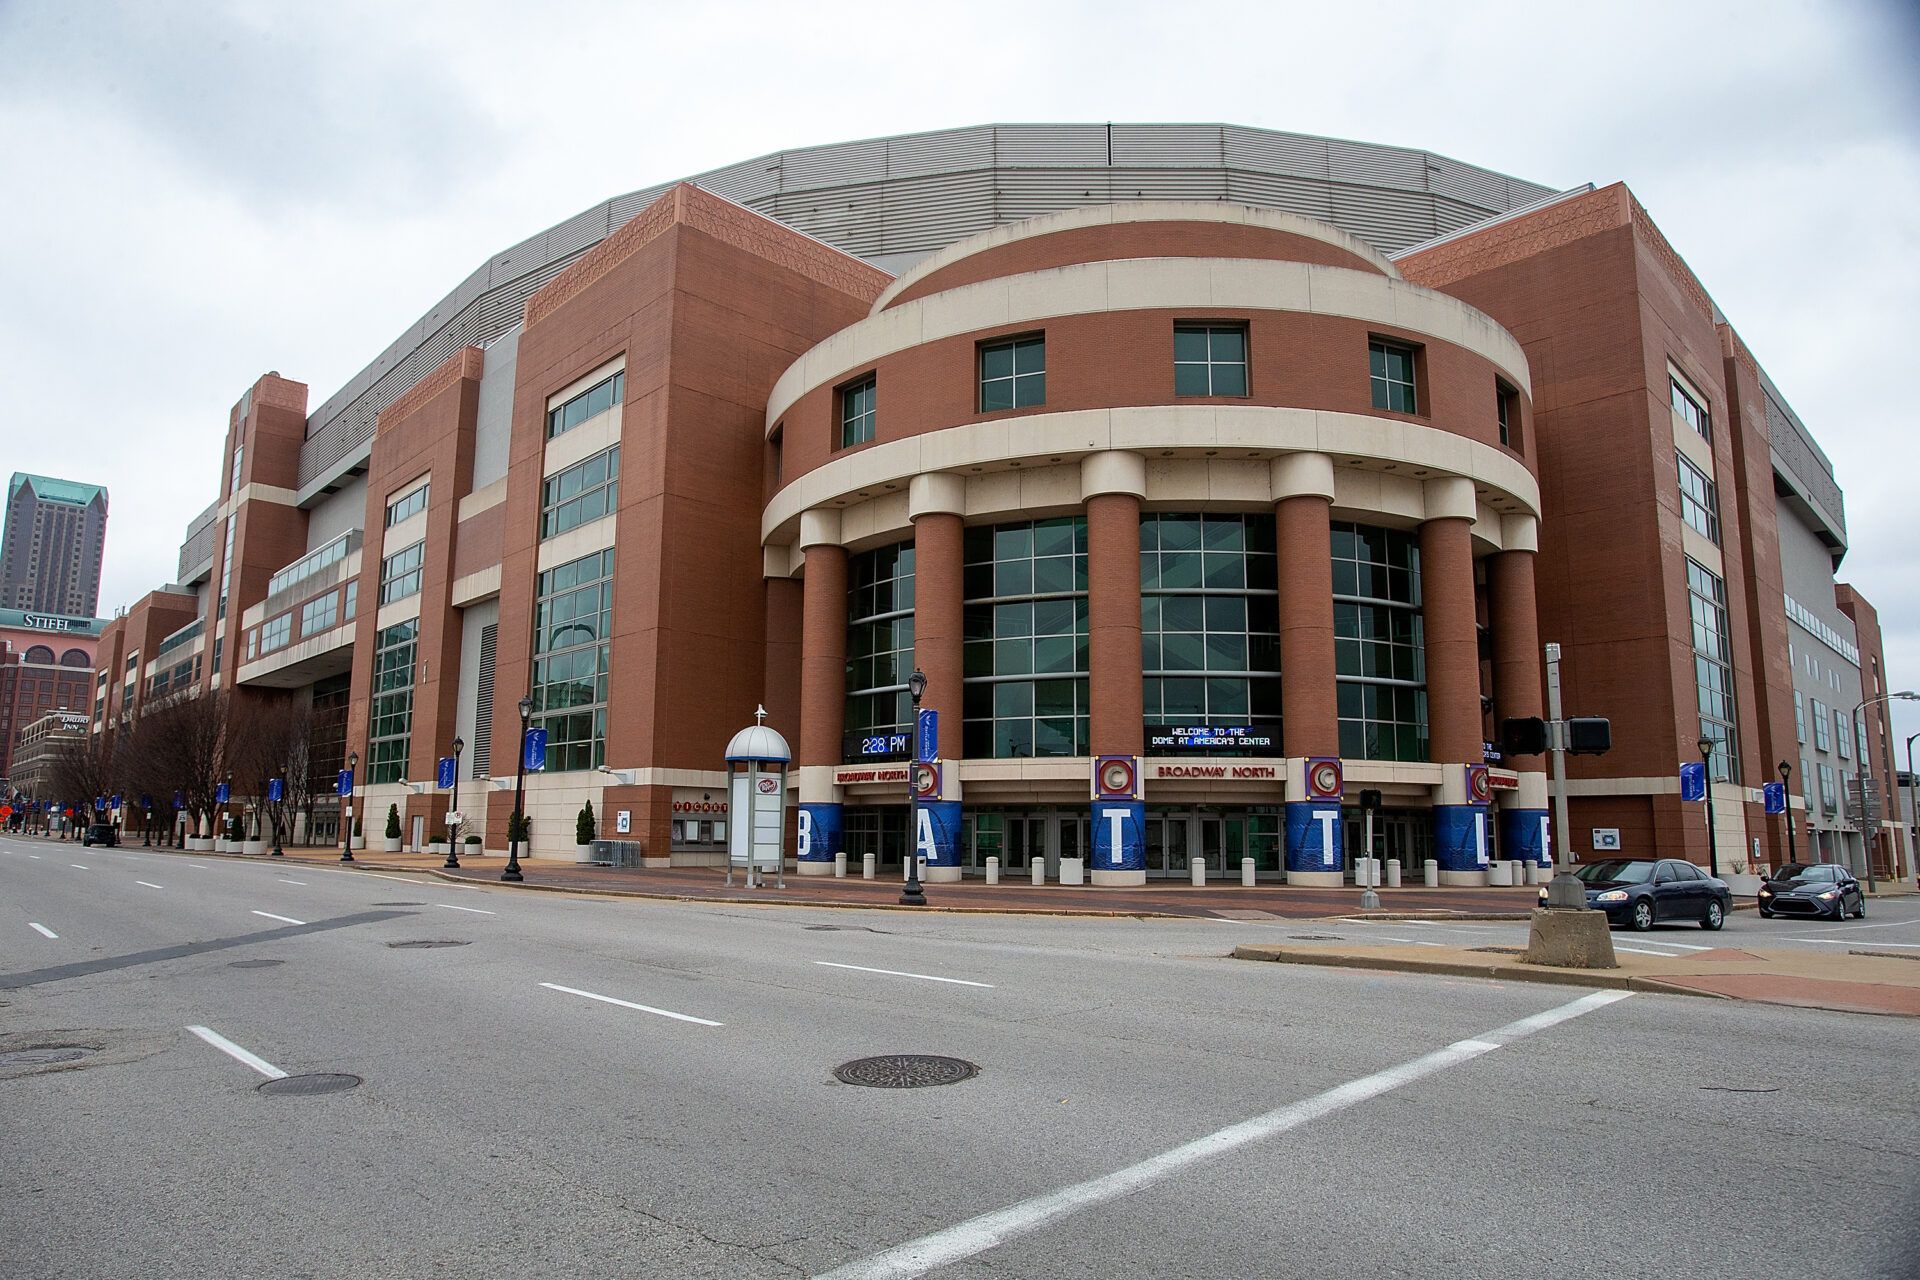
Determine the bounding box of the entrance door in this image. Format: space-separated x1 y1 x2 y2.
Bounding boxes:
1056 812 1088 877
1147 811 1191 878
1004 814 1041 872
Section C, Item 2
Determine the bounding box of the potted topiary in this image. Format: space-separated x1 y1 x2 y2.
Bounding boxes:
242 812 268 856
383 803 403 853
464 833 483 854
575 800 597 863
350 814 365 850
507 811 529 857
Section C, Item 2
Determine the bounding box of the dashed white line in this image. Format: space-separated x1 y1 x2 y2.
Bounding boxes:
27 854 42 859
70 864 89 870
814 960 995 989
1615 945 1684 956
251 910 306 926
187 1025 288 1080
188 864 209 869
813 991 1632 1280
437 903 495 915
28 923 57 939
136 881 165 890
277 879 308 886
1787 938 1920 948
539 982 723 1026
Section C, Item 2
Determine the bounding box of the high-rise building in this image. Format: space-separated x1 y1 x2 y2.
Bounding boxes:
2 473 109 616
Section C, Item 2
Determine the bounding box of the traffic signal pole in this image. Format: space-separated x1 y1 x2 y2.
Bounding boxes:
1543 642 1583 909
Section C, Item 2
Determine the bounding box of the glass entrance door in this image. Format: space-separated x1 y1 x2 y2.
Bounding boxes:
1147 810 1191 878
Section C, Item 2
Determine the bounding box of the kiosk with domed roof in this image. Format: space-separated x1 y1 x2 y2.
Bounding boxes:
724 708 791 887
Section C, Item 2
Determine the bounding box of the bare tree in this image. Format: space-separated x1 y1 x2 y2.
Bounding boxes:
228 693 313 845
49 735 116 828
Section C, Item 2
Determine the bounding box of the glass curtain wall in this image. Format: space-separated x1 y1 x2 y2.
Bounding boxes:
1140 513 1281 741
844 543 915 759
531 549 613 771
368 620 418 783
963 518 1089 758
1332 522 1429 761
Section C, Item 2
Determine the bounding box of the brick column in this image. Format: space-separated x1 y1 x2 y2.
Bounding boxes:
796 510 847 875
1490 515 1550 875
1272 453 1342 885
1083 451 1146 885
911 474 965 882
1422 477 1488 884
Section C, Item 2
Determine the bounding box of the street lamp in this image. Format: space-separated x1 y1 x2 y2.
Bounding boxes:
270 777 284 857
1778 760 1797 870
1906 732 1919 886
341 750 358 863
1848 689 1917 894
223 772 233 850
504 697 532 883
900 668 928 907
444 736 464 870
1698 735 1719 880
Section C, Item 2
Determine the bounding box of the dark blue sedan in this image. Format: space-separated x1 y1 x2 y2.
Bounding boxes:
1537 858 1731 931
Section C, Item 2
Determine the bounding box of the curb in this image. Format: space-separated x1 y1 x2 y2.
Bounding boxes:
1230 944 1722 1000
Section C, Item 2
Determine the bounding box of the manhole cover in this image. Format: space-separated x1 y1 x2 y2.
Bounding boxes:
257 1073 361 1096
385 940 470 949
228 959 284 969
372 902 426 907
0 1047 95 1068
834 1055 978 1089
1289 934 1342 942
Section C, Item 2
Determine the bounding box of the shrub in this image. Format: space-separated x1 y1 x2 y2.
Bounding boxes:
385 804 402 839
577 800 596 846
352 815 363 838
464 833 482 846
508 811 528 845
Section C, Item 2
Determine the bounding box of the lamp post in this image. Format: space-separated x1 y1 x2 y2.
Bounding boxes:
1698 735 1720 880
1778 760 1797 870
143 805 152 847
900 668 928 907
341 750 358 862
270 778 284 857
1848 689 1917 894
1906 733 1919 885
222 772 233 850
445 735 464 870
504 697 531 883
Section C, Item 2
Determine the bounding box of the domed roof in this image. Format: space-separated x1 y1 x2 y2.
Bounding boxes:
725 709 791 762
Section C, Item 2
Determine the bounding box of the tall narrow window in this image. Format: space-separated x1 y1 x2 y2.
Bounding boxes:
531 549 612 771
844 543 915 759
1140 514 1281 744
369 620 417 784
1671 377 1710 441
979 335 1046 411
839 375 877 448
962 518 1089 758
1369 340 1418 414
1173 324 1248 397
1688 559 1739 781
379 542 425 605
1676 453 1721 544
1496 382 1519 449
1333 522 1427 761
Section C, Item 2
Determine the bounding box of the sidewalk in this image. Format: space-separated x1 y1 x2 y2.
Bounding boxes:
102 839 1543 921
1233 938 1920 1018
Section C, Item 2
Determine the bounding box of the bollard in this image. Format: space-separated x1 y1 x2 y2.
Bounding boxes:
1386 858 1402 888
1031 858 1045 886
1508 860 1525 888
1489 861 1513 886
862 852 875 880
1423 858 1439 887
1191 856 1206 887
834 851 846 878
1241 856 1255 887
986 856 999 885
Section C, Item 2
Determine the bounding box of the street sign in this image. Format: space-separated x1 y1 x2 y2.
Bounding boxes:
523 727 548 771
214 783 230 804
336 768 354 798
1762 782 1786 815
916 708 938 762
1679 761 1706 802
436 756 456 789
267 778 284 803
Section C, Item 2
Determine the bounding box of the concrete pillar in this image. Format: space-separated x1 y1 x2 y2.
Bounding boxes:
1084 451 1148 887
798 511 847 876
911 476 966 883
1419 480 1482 766
1273 455 1345 886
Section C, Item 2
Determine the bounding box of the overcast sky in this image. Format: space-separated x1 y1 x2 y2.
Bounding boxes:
3 0 1917 741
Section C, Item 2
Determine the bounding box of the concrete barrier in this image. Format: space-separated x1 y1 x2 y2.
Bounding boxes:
1241 857 1256 886
861 853 875 880
1489 862 1514 886
1060 856 1085 886
834 852 846 878
1386 858 1402 888
1191 857 1206 887
986 856 999 885
1424 858 1439 887
1031 859 1045 886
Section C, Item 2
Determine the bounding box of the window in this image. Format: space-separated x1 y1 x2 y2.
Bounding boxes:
368 620 417 784
1812 699 1831 752
1835 711 1850 760
844 544 915 759
1794 690 1806 743
1856 715 1870 764
1687 559 1739 782
379 541 424 605
267 533 351 597
1819 763 1837 813
1670 376 1710 441
839 375 876 448
546 370 625 440
1496 382 1519 449
1334 522 1428 761
217 516 235 619
1676 453 1720 544
300 591 339 636
540 446 620 539
1140 514 1281 739
1369 339 1418 414
963 518 1089 758
344 580 358 621
979 335 1045 411
1173 324 1248 397
385 481 429 527
259 614 291 654
229 442 245 497
532 549 613 772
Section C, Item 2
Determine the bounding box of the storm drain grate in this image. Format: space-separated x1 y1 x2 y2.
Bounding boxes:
0 1047 95 1069
228 959 284 969
385 940 470 949
258 1073 361 1096
834 1055 979 1089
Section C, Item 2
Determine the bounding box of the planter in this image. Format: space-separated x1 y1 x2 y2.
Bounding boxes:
575 841 597 864
351 835 367 850
428 840 449 856
242 839 268 856
383 837 402 853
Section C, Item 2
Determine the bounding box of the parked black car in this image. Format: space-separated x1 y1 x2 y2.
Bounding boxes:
1758 863 1865 920
1538 858 1731 930
81 823 118 848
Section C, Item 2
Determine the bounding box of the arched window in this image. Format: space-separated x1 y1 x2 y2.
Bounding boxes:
24 645 55 665
60 648 90 667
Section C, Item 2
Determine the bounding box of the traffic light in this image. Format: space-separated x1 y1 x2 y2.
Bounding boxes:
1358 788 1383 810
1566 717 1612 755
1499 716 1549 757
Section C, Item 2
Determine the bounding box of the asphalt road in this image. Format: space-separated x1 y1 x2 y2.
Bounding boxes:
2 834 1915 1279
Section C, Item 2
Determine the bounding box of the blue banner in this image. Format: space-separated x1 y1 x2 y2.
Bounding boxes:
1762 781 1786 815
267 778 284 803
915 799 963 869
797 803 844 865
336 768 354 798
1284 801 1343 873
1499 807 1551 867
1679 760 1707 803
916 708 938 762
437 756 456 789
1434 805 1491 873
1091 800 1146 872
214 783 230 804
523 728 548 771
174 790 185 808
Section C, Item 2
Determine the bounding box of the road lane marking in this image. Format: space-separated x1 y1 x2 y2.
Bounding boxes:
187 1025 288 1080
437 904 495 915
251 911 306 926
318 868 422 885
28 923 57 939
813 990 1632 1280
188 864 209 869
277 879 308 886
1615 945 1684 956
814 960 995 989
136 881 165 890
1787 938 1920 948
70 864 88 870
539 982 723 1026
